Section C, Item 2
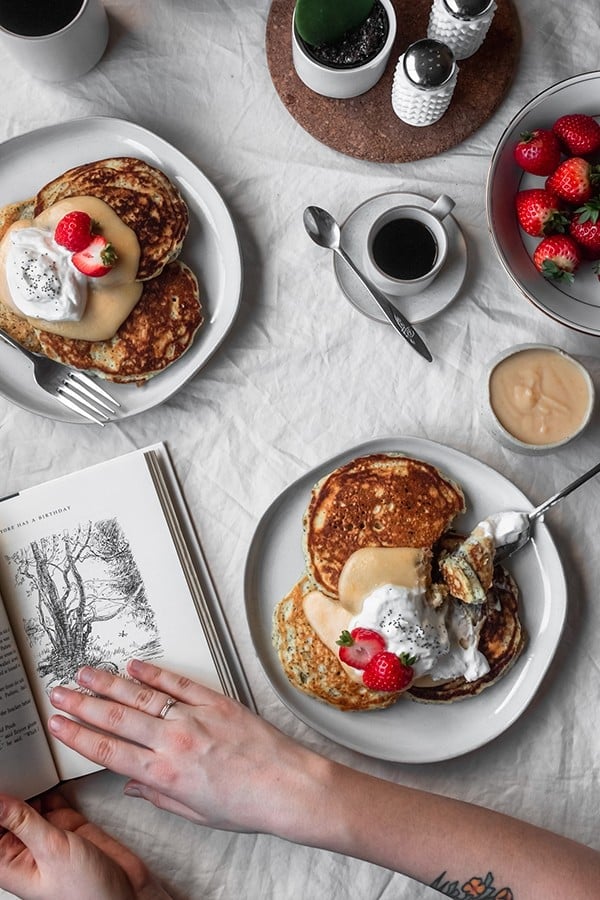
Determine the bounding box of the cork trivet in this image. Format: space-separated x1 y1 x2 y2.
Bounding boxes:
266 0 521 163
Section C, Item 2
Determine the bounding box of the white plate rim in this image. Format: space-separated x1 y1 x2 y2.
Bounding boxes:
486 71 600 336
244 436 567 763
0 115 242 423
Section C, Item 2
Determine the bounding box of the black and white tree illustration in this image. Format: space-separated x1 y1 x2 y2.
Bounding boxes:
5 518 161 686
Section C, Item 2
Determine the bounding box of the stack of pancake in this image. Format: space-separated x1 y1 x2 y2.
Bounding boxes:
272 452 525 711
0 157 203 385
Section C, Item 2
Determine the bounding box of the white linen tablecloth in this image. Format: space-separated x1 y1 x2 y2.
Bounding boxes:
1 2 599 897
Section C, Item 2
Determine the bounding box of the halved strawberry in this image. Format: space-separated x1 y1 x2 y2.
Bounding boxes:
72 235 117 277
552 114 600 156
54 210 94 252
362 651 416 693
513 129 561 176
545 157 599 205
515 189 568 237
336 628 386 670
532 234 582 283
569 199 600 258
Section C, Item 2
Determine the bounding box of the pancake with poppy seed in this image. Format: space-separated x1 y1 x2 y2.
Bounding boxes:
272 577 403 711
35 260 202 384
303 453 465 598
34 157 189 281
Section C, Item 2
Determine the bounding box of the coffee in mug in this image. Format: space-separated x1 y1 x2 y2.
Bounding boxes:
0 0 85 37
0 0 108 81
364 195 455 297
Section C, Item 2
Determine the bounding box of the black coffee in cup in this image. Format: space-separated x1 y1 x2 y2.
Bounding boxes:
371 217 438 281
0 0 84 36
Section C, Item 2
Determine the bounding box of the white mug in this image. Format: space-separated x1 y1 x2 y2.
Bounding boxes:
0 0 109 82
364 195 455 296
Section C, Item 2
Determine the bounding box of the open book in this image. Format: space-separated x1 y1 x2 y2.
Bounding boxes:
0 443 254 800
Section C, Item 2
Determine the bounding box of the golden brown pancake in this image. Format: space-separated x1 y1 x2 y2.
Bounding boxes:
34 157 189 281
272 577 403 711
303 453 466 598
36 260 202 384
0 198 42 353
407 564 525 703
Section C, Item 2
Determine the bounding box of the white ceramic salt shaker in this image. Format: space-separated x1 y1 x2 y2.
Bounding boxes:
391 39 457 127
427 0 497 60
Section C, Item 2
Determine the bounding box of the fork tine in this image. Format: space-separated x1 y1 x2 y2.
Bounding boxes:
54 392 108 426
64 373 119 413
68 371 121 407
58 382 113 419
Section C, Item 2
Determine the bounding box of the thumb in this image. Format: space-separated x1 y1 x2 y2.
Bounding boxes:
0 794 58 857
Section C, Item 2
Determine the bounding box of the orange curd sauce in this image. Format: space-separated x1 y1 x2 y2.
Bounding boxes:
0 196 142 342
489 348 592 446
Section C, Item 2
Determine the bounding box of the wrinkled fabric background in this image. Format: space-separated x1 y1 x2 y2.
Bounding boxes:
1 2 599 898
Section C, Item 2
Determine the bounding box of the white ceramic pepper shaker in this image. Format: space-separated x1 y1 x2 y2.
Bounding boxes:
391 39 457 127
427 0 497 60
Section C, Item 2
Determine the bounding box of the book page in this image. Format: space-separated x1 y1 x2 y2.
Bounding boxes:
0 446 227 783
0 594 58 799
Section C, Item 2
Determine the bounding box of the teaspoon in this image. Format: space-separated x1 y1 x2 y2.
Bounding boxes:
303 205 433 363
493 459 600 561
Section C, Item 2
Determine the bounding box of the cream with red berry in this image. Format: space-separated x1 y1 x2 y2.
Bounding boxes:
303 546 490 695
0 196 141 341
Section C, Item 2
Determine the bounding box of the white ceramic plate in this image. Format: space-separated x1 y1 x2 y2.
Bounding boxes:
0 116 242 423
244 437 566 763
487 71 600 335
335 192 467 325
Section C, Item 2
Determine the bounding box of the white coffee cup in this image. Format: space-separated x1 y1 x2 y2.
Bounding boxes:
363 195 455 296
0 0 109 82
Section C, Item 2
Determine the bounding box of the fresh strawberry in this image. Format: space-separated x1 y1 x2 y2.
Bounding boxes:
54 210 94 252
72 235 117 277
552 113 600 156
515 189 568 237
545 157 599 205
513 128 561 176
362 651 416 693
336 628 386 670
569 199 600 258
532 234 582 283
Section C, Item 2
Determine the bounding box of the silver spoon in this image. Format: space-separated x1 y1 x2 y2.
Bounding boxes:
303 205 433 363
493 459 600 561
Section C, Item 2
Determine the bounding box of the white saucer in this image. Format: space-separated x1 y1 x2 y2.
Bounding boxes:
334 191 468 325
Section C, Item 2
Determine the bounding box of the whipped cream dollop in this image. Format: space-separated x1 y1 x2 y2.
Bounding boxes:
5 226 87 321
481 511 529 551
349 584 490 683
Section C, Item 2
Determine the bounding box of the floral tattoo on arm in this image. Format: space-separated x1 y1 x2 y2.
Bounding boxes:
430 871 514 899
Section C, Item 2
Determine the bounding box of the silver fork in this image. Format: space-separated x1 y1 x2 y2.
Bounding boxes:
0 328 120 426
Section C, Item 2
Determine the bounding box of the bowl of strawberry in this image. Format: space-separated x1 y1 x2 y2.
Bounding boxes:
487 72 600 335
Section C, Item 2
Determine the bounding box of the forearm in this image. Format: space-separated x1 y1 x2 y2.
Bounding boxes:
269 752 600 899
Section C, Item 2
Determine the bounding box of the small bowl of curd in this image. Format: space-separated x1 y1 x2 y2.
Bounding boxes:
482 344 595 455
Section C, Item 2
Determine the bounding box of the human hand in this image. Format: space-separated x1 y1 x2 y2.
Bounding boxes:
49 660 331 840
0 790 169 900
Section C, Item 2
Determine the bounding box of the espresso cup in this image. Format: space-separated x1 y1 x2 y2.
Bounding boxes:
0 0 109 82
363 195 455 297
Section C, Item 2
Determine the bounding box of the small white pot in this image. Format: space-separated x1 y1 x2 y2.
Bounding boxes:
292 0 397 99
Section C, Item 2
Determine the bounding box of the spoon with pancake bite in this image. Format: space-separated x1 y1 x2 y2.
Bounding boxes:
493 459 600 560
303 205 433 363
